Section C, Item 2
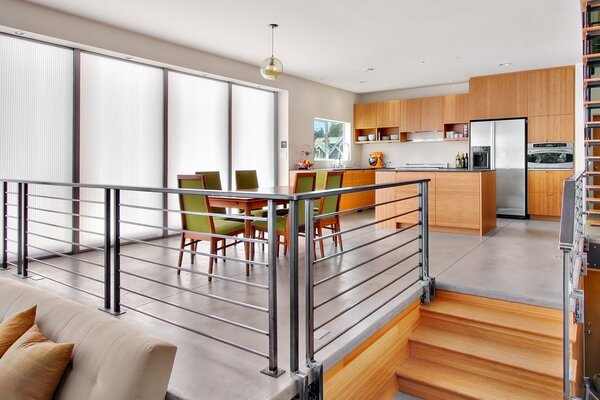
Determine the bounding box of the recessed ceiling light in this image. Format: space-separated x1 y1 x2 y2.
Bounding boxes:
498 62 512 67
359 81 368 84
418 61 425 65
124 56 133 60
450 56 460 61
448 79 454 83
14 31 25 36
363 68 375 72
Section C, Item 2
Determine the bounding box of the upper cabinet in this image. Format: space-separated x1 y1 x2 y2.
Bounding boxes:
443 94 469 124
469 75 498 120
496 72 528 118
354 103 377 128
527 66 575 116
376 100 400 127
420 96 444 132
400 99 422 132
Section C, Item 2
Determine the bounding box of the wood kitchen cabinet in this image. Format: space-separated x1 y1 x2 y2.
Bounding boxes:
354 103 377 128
400 99 421 132
375 171 496 235
528 115 575 142
420 96 444 132
443 94 469 123
339 169 375 211
496 72 528 118
469 75 498 120
376 100 400 127
527 66 575 117
528 170 573 217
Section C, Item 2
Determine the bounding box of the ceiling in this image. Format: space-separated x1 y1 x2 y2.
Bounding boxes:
24 0 582 94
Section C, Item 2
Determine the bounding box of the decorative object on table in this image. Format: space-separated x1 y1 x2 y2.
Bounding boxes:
296 144 313 169
368 152 385 168
260 24 283 80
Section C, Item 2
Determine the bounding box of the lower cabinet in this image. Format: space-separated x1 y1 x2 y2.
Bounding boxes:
528 170 573 217
375 171 496 235
339 169 375 211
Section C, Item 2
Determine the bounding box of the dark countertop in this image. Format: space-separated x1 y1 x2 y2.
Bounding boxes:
375 168 495 173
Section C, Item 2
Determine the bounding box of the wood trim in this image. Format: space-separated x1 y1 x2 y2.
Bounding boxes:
324 300 421 400
480 171 497 235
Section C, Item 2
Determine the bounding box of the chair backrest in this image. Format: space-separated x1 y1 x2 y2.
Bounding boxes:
294 172 316 227
235 170 259 190
195 171 225 214
177 174 213 234
315 170 327 190
318 170 344 216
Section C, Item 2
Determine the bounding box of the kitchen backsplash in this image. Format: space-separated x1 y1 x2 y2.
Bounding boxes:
360 140 469 168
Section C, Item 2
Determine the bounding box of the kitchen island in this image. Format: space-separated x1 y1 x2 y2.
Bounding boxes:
376 169 496 235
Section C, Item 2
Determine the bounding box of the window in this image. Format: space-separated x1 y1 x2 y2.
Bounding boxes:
313 118 351 161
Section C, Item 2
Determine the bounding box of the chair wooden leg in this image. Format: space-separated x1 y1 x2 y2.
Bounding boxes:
336 221 343 251
276 234 280 257
208 239 217 283
318 226 325 258
222 238 226 259
177 235 186 275
191 241 197 265
283 234 289 256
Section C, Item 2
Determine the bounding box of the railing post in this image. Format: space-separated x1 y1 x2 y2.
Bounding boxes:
16 183 23 277
22 183 28 278
563 250 571 400
262 199 284 377
289 198 300 374
418 181 433 303
103 188 111 311
113 189 123 315
2 182 7 270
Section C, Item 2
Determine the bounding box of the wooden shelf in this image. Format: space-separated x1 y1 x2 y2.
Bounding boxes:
444 137 469 142
355 140 403 144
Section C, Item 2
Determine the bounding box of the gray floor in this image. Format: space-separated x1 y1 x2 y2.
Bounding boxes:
0 212 563 399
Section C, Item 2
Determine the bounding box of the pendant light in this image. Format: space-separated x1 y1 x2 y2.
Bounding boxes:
260 24 283 80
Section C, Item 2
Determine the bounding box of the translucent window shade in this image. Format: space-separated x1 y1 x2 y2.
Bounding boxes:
0 36 73 257
231 86 275 188
79 53 164 244
167 72 229 228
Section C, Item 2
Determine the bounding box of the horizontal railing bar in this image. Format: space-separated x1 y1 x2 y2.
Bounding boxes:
6 203 17 207
6 261 17 267
315 194 420 221
26 269 104 299
119 236 268 268
120 269 269 312
119 252 268 289
6 250 18 255
120 304 268 358
293 179 430 200
26 206 104 220
120 203 266 222
6 191 18 195
121 286 268 335
6 227 18 232
6 215 17 220
26 193 104 204
26 244 104 268
315 278 420 353
315 223 419 265
315 263 420 330
315 248 420 309
27 232 104 251
26 255 104 283
6 238 18 244
27 218 104 237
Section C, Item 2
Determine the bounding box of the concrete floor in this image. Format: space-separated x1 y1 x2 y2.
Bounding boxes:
0 212 563 399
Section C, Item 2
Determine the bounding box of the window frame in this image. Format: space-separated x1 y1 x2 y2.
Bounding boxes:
313 117 351 162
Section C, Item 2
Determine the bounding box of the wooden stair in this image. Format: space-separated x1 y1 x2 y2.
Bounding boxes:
396 291 569 400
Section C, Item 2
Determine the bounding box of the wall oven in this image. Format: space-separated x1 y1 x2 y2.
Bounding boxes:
527 142 574 170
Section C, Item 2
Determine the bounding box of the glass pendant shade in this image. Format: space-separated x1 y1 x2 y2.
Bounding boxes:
260 56 283 80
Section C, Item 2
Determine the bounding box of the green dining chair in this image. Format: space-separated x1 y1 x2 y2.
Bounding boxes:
235 170 259 190
314 170 344 258
251 172 316 257
195 171 226 215
177 174 245 282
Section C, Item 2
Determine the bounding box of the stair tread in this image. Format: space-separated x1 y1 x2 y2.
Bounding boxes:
409 325 562 378
396 358 558 400
421 299 562 339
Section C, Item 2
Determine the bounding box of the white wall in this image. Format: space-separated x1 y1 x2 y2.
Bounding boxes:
0 0 358 185
357 83 470 167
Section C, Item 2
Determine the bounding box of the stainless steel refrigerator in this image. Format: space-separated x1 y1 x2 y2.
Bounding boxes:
469 119 527 218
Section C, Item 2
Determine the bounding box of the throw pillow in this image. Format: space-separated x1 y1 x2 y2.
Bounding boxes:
0 305 36 358
0 324 74 400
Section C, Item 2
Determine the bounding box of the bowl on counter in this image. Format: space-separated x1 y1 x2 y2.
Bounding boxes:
390 134 400 140
357 135 368 142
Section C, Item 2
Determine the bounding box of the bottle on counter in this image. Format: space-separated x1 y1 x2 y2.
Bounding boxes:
461 154 467 169
464 153 469 169
456 152 462 169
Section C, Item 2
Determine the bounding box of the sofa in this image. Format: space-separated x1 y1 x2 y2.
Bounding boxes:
0 277 177 400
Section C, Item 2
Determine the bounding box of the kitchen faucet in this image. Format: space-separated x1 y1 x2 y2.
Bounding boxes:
337 142 350 168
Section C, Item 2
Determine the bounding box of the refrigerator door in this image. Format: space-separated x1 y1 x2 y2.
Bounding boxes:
469 121 493 147
494 119 526 217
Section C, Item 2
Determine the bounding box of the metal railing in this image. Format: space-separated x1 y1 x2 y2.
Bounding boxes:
559 171 586 400
0 176 432 399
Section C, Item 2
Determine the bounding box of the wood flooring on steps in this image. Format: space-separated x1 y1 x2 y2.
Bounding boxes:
396 291 565 400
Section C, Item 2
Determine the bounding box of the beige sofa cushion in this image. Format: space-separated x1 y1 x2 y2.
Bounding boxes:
0 277 177 400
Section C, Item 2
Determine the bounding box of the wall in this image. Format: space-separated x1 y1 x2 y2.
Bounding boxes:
357 83 470 167
0 0 358 185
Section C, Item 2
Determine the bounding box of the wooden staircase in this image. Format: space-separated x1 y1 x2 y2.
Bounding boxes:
396 291 571 400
